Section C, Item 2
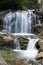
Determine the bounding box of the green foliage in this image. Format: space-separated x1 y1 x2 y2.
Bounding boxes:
0 49 17 65
27 0 40 9
0 0 40 10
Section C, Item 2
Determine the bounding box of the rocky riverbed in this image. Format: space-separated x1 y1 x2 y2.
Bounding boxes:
0 31 43 65
0 49 43 65
0 31 43 55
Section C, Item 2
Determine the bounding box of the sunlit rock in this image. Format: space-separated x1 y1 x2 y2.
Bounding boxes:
0 56 8 65
38 31 43 36
36 52 43 59
38 39 43 51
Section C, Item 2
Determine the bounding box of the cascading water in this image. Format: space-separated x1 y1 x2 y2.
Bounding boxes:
3 10 40 33
27 39 39 50
13 38 21 50
13 38 39 63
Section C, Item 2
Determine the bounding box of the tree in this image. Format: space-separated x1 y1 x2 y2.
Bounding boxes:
0 0 40 10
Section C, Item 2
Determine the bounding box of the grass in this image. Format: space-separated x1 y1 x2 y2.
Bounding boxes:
0 49 18 65
0 49 42 65
0 49 33 65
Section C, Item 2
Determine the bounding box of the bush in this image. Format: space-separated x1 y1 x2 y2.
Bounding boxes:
0 0 40 10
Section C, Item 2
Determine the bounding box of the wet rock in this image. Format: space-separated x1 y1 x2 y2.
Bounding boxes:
0 31 15 49
18 37 29 50
38 39 43 51
0 31 29 49
35 42 40 50
34 24 42 33
38 31 43 36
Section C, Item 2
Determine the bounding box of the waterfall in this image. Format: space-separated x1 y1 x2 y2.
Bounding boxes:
27 39 39 50
13 38 21 50
13 38 39 62
3 10 40 33
18 39 39 59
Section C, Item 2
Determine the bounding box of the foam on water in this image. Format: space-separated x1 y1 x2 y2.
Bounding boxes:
13 38 39 62
14 38 21 50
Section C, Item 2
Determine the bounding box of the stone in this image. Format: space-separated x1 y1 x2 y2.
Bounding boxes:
36 52 43 59
38 31 43 36
0 31 15 49
18 37 29 50
16 59 24 65
38 39 43 51
34 24 42 33
15 58 32 65
0 31 29 49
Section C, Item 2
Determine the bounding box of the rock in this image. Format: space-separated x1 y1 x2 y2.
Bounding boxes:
18 37 29 50
36 52 43 59
3 36 13 41
16 59 25 65
0 31 15 49
16 58 32 65
34 24 42 33
38 39 43 51
0 56 8 65
0 31 15 41
0 31 29 49
0 10 11 19
38 31 43 36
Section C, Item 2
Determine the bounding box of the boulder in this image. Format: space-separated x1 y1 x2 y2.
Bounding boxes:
0 31 29 49
18 37 29 50
34 24 42 33
38 39 43 51
38 31 43 36
36 52 43 59
0 31 15 49
0 31 15 42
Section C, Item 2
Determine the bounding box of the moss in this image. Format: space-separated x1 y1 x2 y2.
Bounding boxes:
0 49 18 65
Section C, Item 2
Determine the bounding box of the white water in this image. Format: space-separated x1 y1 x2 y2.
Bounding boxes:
27 39 39 50
3 10 40 33
13 38 21 50
13 38 39 62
